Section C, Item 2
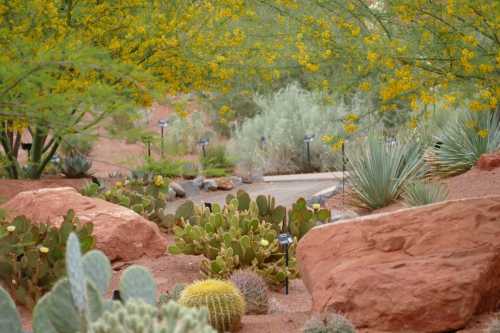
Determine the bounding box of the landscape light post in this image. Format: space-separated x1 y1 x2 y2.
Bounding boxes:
21 142 33 161
158 119 168 158
278 232 293 295
304 134 315 169
260 136 266 149
198 138 209 158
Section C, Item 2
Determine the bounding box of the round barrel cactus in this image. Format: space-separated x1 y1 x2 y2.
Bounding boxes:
229 270 269 314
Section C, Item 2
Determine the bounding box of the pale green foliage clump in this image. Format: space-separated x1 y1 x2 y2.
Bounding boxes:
426 111 500 178
403 180 448 207
91 299 216 333
230 84 369 174
347 133 423 210
303 313 357 333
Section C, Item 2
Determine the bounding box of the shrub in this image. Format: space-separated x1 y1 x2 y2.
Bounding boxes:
163 112 214 156
201 145 234 171
0 210 95 308
230 269 269 314
402 180 448 207
426 110 500 178
59 133 97 157
139 157 185 178
486 318 500 333
80 181 101 197
229 84 369 175
203 167 228 178
303 313 357 333
347 133 423 210
60 154 93 178
179 279 245 332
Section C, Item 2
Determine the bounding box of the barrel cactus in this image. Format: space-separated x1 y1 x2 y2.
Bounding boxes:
302 313 356 333
91 299 216 333
178 279 245 332
229 270 268 315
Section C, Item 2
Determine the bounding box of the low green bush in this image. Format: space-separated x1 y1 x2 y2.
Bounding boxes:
403 180 448 207
0 210 95 308
60 155 93 178
302 313 357 333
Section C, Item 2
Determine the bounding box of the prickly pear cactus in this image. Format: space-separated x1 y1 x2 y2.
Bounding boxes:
179 279 245 333
289 198 330 240
119 265 157 305
230 269 269 314
91 299 216 333
302 313 357 333
0 287 23 333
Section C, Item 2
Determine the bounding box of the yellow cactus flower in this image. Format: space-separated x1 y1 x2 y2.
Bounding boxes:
259 239 269 247
478 129 489 138
312 203 321 210
6 225 16 232
39 246 50 254
115 181 123 188
154 175 165 187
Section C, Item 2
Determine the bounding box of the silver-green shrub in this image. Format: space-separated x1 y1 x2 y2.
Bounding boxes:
302 313 357 333
229 83 370 175
403 180 448 206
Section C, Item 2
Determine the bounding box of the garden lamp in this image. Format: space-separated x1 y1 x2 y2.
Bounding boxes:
158 119 168 157
198 138 209 158
278 232 294 295
304 134 315 167
21 142 33 161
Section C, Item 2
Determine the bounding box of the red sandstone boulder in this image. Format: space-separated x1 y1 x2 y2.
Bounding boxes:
297 196 500 333
216 178 234 191
477 153 500 171
1 187 167 261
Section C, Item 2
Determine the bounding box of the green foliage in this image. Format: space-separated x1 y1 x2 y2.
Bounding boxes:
230 84 368 175
139 157 185 178
203 167 228 178
0 210 94 309
303 313 357 333
426 111 500 178
289 198 330 240
229 269 269 315
168 190 299 285
60 134 97 157
403 181 448 207
80 182 101 197
201 145 234 171
91 299 216 333
347 133 423 210
102 175 172 231
182 161 200 179
159 283 187 305
60 155 92 178
179 279 245 333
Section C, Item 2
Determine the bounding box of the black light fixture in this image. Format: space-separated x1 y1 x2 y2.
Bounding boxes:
21 142 33 161
112 290 123 302
278 232 294 295
203 201 213 212
51 153 61 165
198 138 209 158
142 135 153 158
304 134 315 167
259 136 267 149
158 119 168 158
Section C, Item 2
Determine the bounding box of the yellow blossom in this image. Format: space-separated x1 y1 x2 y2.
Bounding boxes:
6 225 16 232
478 129 488 138
39 246 50 254
154 175 165 187
260 239 269 247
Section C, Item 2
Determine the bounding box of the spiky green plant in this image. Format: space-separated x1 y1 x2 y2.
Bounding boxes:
402 180 448 207
426 111 500 178
302 313 357 333
230 269 269 314
179 279 245 333
159 283 187 305
60 155 92 178
347 133 423 210
91 299 216 333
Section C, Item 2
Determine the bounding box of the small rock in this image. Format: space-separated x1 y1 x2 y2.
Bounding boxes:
477 153 500 171
230 176 243 187
203 179 218 191
166 188 177 201
169 181 186 198
309 185 341 206
216 178 234 191
330 210 359 222
192 176 205 188
179 180 200 196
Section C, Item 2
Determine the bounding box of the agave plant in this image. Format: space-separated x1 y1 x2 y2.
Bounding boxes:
61 155 92 178
402 180 448 207
426 111 500 178
346 132 423 210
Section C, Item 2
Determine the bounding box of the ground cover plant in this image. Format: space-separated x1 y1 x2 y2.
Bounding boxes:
0 210 94 309
168 190 330 285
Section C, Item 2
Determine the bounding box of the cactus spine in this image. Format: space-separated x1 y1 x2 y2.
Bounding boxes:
179 279 245 332
229 270 269 314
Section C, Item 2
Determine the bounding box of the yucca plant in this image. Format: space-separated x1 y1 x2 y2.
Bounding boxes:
402 180 448 207
426 111 500 178
61 154 92 178
347 133 423 210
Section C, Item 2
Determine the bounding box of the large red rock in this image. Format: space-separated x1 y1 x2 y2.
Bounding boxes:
297 196 500 333
477 153 500 171
1 187 167 261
